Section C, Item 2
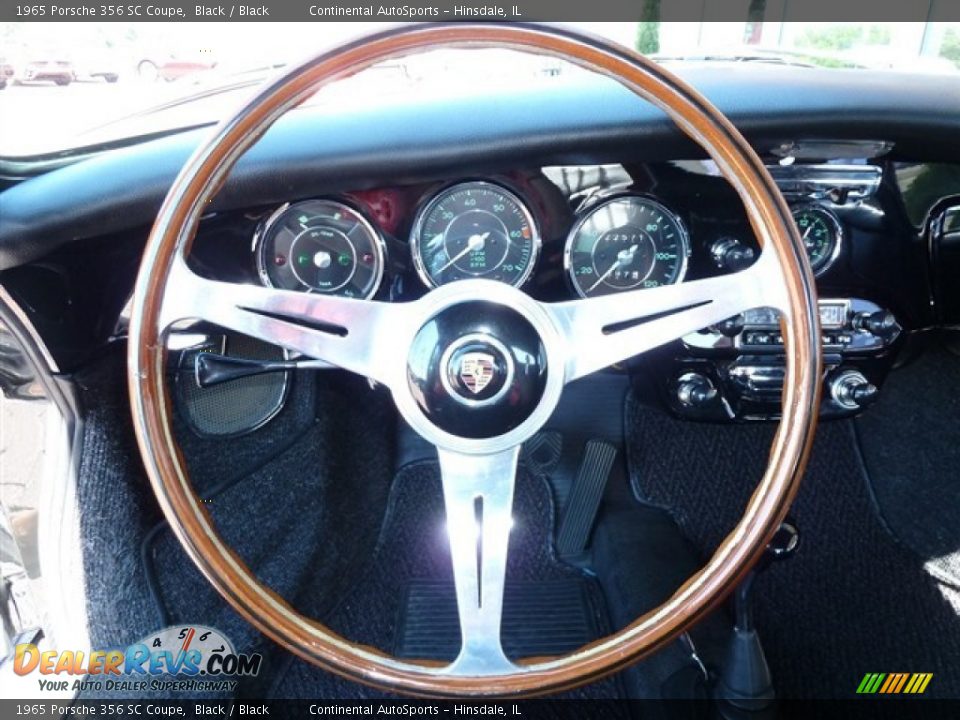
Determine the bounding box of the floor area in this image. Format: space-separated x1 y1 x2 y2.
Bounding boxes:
68 340 960 706
627 340 960 701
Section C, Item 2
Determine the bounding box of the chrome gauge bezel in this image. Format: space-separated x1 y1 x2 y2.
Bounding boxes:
563 193 692 299
253 198 387 299
409 180 542 289
790 203 844 278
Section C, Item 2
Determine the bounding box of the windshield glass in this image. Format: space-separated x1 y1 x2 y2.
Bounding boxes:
1 20 958 157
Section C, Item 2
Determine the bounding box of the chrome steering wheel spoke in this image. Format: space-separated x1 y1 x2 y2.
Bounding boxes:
437 446 521 676
158 256 406 388
546 250 787 382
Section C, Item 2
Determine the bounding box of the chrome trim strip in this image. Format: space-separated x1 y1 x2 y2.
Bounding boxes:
767 164 882 200
0 285 90 673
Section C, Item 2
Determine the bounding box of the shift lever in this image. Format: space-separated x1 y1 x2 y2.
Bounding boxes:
715 520 799 717
193 352 331 387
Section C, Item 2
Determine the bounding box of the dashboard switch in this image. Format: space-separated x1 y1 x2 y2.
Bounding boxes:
714 314 745 337
829 369 878 410
852 310 898 338
710 237 756 272
676 372 718 408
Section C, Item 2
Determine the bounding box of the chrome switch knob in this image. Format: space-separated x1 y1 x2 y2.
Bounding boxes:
711 237 756 273
829 369 878 410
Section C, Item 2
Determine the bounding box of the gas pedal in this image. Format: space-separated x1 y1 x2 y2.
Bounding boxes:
556 440 618 559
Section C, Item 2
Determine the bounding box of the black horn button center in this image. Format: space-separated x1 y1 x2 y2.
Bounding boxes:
406 302 548 440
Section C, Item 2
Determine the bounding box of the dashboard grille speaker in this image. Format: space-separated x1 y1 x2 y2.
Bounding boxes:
174 333 288 437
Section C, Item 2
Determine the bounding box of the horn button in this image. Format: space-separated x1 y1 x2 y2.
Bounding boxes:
406 301 548 439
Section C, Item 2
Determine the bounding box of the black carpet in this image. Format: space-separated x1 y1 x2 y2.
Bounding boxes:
75 342 960 705
626 391 960 701
73 347 397 699
74 347 323 655
146 373 396 699
73 352 168 653
855 343 960 588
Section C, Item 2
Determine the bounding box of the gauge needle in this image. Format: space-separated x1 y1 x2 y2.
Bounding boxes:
801 224 813 247
437 232 489 273
588 244 638 293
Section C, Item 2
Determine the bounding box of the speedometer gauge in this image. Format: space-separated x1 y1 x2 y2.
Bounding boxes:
254 199 385 299
792 205 843 276
565 195 690 298
411 181 540 288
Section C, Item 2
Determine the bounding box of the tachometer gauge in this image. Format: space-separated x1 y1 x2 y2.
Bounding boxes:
411 181 540 288
565 195 690 298
254 199 385 299
792 205 843 276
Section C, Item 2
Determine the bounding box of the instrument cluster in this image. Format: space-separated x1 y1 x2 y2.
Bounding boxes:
249 175 845 301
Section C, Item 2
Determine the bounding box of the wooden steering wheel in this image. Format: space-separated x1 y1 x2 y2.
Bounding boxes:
128 23 821 697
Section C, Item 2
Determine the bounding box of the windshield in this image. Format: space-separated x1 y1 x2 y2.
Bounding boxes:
1 20 958 157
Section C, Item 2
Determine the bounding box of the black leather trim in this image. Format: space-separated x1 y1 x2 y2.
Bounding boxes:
1 64 959 271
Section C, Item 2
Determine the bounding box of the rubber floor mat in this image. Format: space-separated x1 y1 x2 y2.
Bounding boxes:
269 463 627 700
396 578 607 661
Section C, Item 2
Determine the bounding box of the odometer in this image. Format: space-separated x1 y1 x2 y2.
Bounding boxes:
411 182 540 288
792 205 842 276
565 195 690 298
255 199 385 299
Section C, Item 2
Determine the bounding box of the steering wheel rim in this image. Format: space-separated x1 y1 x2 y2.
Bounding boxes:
129 22 822 697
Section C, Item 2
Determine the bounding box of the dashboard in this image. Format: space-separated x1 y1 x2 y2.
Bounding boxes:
2 64 960 427
192 162 878 304
183 153 922 423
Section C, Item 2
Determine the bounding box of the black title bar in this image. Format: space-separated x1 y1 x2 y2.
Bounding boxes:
4 0 960 23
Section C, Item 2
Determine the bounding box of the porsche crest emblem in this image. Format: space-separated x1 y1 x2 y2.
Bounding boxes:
458 352 496 395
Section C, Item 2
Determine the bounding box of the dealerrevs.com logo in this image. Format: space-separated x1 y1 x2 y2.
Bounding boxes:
14 625 262 694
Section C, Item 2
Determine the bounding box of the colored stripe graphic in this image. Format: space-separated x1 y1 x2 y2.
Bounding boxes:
857 672 932 694
856 673 886 694
892 673 909 693
905 673 933 693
